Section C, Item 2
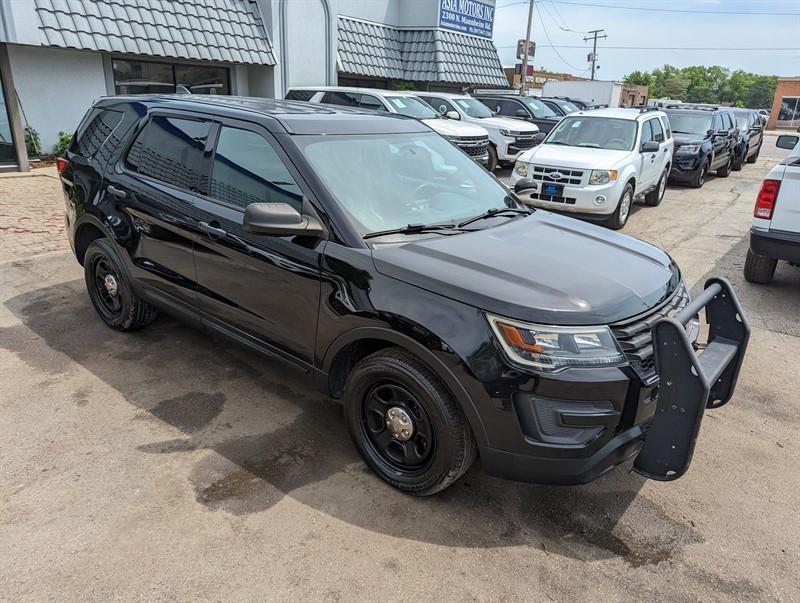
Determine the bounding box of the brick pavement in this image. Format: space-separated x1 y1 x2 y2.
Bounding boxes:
0 166 69 263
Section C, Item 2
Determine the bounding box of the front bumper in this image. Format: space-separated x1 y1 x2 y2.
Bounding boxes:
510 169 623 215
478 278 750 484
750 227 800 263
669 153 705 182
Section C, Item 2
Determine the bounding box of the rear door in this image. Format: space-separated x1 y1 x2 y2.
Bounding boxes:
190 121 323 367
108 112 213 308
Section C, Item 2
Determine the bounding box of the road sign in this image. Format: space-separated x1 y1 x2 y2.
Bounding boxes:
517 39 535 60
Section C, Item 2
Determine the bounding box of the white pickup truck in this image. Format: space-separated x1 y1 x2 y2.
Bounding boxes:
510 107 674 229
744 131 800 283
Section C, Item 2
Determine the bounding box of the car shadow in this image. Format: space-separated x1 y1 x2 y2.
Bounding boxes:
3 276 703 565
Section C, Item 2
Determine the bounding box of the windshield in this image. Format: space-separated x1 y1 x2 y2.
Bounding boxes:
522 98 558 118
545 116 637 151
385 96 438 119
296 133 518 237
665 113 713 136
454 98 494 118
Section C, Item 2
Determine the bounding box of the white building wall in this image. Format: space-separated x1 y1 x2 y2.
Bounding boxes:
7 45 106 153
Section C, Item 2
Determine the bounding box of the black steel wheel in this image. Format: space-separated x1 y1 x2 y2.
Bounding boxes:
690 160 709 189
84 238 157 330
344 348 477 495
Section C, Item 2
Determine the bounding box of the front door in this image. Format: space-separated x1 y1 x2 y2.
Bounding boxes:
638 119 661 191
191 122 323 368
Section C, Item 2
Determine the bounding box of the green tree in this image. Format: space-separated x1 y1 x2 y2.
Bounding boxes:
624 70 652 87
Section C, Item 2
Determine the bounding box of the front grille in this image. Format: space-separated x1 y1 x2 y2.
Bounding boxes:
610 282 691 382
530 165 585 186
526 192 576 204
462 143 489 157
513 137 538 150
451 135 489 158
453 135 489 143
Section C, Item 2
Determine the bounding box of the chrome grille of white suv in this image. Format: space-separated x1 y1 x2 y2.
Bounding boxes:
529 165 585 186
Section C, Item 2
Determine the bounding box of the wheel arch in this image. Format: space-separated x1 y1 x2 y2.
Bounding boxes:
321 327 489 447
74 216 113 265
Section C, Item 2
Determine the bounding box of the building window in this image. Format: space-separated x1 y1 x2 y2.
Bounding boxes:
112 59 229 96
777 97 800 129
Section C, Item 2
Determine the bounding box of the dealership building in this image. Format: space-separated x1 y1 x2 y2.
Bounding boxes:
0 0 506 170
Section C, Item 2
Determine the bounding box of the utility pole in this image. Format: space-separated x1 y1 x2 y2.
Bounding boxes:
519 0 534 96
583 29 607 80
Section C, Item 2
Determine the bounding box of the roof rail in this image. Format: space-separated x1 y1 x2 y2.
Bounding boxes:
639 106 659 113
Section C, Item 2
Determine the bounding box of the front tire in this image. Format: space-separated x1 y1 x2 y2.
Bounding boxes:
743 249 777 284
732 148 745 171
746 143 760 164
690 160 709 189
606 182 634 230
84 239 157 330
486 144 499 172
343 348 477 495
644 167 668 206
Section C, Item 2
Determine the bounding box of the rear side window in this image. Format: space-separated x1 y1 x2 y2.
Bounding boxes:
285 89 317 101
661 116 672 139
70 108 124 157
209 126 303 211
126 116 211 192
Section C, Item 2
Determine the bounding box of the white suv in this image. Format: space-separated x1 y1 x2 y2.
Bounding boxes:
415 92 543 172
285 86 491 165
510 108 674 229
744 131 800 283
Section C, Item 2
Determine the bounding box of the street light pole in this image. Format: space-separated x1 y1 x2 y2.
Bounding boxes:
584 29 607 81
519 0 534 96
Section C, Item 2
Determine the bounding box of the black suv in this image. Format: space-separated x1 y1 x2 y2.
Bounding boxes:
540 97 582 116
731 109 764 170
59 95 749 494
474 94 562 133
663 106 738 188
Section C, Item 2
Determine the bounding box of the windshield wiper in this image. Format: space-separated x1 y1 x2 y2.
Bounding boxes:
363 223 459 240
457 207 531 228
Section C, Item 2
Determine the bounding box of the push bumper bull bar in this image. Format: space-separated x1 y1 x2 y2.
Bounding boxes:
633 277 750 481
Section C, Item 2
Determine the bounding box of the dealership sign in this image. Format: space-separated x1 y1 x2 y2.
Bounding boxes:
439 0 495 39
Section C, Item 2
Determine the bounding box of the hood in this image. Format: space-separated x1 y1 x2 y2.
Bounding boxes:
522 144 631 169
672 133 706 146
422 118 488 137
371 210 679 326
476 116 539 133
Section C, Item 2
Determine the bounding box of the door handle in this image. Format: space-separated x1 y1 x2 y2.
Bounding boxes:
106 185 127 199
199 221 227 239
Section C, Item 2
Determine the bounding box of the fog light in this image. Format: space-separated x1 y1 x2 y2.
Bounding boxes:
594 195 607 206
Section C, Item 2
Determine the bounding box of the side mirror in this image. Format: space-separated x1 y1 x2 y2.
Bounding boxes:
776 135 799 150
514 178 538 194
514 109 528 118
445 110 460 120
243 202 324 237
640 141 660 153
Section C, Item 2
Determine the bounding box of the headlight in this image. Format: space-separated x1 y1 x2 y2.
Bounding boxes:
487 314 625 371
500 129 517 137
513 161 528 177
676 144 701 155
589 170 618 185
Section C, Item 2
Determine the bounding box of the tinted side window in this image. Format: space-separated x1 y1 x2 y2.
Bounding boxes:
358 94 387 112
285 90 317 101
650 118 664 142
494 100 523 116
427 96 456 115
640 120 654 143
721 113 733 130
210 127 303 211
71 108 124 157
321 91 361 107
712 114 723 131
661 116 672 139
126 116 211 192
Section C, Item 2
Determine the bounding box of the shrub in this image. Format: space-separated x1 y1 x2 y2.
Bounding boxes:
24 126 41 157
56 131 73 156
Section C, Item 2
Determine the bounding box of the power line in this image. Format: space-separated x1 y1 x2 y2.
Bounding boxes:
533 5 587 72
496 0 800 16
496 44 800 51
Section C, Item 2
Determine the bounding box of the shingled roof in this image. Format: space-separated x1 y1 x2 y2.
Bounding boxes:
338 16 507 87
32 0 275 65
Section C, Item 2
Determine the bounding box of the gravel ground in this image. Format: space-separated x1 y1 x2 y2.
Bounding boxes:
1 134 798 601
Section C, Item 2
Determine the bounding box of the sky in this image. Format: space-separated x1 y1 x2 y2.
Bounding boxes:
491 0 800 80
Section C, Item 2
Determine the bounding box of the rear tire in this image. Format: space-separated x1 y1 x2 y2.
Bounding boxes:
717 155 733 178
343 348 477 495
486 144 499 172
744 249 777 284
84 239 158 330
732 149 745 171
606 183 634 230
644 167 668 206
